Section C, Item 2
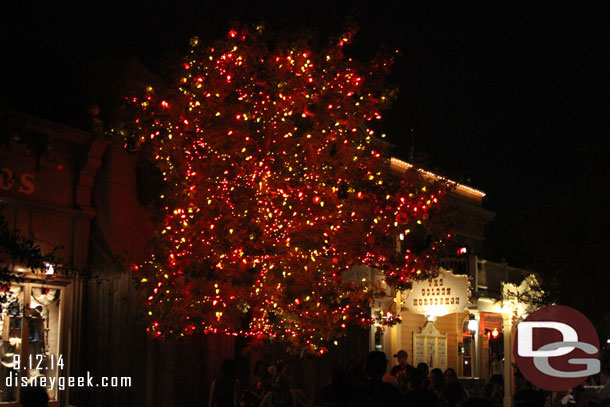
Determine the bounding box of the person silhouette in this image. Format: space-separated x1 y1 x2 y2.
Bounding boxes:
209 359 240 407
19 385 49 407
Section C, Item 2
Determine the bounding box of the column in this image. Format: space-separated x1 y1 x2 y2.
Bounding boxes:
370 309 377 352
503 313 513 407
390 291 402 358
472 311 481 378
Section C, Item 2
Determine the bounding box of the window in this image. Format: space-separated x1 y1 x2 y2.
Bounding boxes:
0 282 63 405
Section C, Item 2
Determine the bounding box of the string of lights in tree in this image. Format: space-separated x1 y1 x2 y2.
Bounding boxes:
121 25 451 354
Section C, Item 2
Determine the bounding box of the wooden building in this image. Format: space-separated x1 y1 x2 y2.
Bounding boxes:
0 113 236 407
0 113 100 406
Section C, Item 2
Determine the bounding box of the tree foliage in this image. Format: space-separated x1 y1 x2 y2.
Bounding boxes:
121 24 450 353
0 212 59 294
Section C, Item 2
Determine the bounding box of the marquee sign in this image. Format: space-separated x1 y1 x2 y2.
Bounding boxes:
405 268 471 317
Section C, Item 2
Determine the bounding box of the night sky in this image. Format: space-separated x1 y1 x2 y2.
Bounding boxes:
1 1 609 268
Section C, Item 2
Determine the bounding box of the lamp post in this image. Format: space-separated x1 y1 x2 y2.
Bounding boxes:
468 313 480 377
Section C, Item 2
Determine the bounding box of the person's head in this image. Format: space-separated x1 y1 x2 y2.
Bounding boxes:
429 368 444 388
253 360 269 377
346 359 362 374
515 391 545 407
365 351 388 380
393 350 408 367
514 369 531 391
417 362 429 376
19 385 49 407
330 367 351 389
490 373 503 387
444 368 458 383
442 381 468 404
274 360 286 375
272 374 292 392
408 368 426 390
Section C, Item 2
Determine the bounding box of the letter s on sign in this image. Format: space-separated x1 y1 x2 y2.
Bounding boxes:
18 173 35 195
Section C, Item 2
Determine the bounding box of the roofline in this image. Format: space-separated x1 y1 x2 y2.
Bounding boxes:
389 157 486 201
2 110 93 145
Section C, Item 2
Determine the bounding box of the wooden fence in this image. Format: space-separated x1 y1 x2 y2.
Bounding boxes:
73 236 369 407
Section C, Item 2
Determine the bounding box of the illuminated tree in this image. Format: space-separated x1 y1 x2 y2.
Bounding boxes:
121 25 450 353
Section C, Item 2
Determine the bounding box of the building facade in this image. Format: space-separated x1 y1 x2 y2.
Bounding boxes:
0 113 102 406
371 158 540 407
0 112 238 407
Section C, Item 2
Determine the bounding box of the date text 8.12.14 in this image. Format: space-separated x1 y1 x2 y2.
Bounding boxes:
10 354 65 371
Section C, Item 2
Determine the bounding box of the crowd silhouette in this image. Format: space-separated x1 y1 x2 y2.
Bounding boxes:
208 352 610 407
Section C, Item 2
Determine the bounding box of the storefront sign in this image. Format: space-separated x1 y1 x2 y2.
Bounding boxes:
405 268 470 317
480 312 503 331
0 168 35 195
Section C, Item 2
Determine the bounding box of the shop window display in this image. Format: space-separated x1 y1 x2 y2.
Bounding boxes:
0 284 62 404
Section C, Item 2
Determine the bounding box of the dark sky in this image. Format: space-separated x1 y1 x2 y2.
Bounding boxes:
2 1 609 266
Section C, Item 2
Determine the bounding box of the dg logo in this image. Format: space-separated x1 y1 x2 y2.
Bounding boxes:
514 305 600 391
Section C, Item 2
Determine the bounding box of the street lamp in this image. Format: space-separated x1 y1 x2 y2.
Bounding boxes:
468 313 478 334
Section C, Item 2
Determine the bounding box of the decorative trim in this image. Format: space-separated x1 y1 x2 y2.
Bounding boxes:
76 137 110 215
